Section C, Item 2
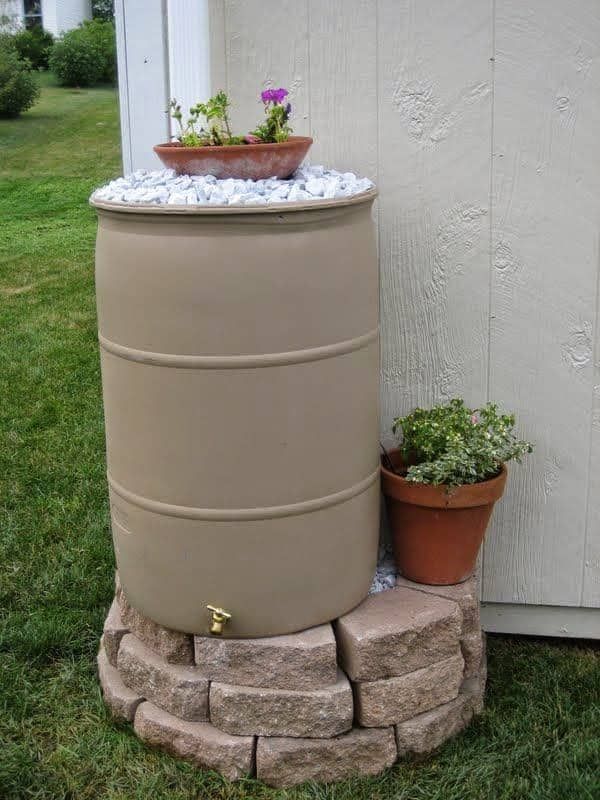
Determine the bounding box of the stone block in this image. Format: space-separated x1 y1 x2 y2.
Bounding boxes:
355 652 464 726
395 693 473 756
134 702 254 781
395 574 480 635
194 624 337 689
210 669 353 738
117 587 194 665
461 675 485 715
102 597 129 667
97 647 143 722
118 634 208 721
461 637 487 714
461 631 484 678
256 727 397 787
336 586 462 681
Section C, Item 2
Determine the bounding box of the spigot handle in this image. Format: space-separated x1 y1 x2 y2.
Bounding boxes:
206 605 232 635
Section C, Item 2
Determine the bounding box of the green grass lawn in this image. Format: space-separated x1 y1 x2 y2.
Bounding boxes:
0 74 599 800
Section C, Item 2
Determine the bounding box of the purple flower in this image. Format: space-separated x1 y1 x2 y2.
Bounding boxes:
261 87 289 104
273 88 288 103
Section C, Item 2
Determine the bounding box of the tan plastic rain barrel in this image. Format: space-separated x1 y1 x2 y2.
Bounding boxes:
92 190 380 637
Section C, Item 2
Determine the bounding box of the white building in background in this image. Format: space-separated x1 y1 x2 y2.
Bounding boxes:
0 0 91 35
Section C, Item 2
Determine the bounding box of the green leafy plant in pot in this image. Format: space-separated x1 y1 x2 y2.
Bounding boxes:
381 399 533 585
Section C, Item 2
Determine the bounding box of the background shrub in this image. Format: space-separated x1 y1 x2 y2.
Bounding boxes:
0 38 40 117
82 19 116 83
49 20 116 87
48 27 102 86
13 26 54 70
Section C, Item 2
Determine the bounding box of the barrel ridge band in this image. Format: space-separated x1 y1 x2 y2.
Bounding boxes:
108 469 379 521
99 328 379 369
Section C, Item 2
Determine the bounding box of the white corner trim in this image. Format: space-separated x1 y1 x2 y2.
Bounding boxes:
166 0 211 140
114 0 174 173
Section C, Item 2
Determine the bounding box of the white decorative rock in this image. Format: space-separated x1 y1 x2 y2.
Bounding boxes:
91 165 374 207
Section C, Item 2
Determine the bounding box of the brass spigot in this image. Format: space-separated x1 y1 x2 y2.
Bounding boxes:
206 605 232 635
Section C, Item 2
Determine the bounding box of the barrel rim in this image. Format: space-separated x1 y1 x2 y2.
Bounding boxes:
89 187 378 215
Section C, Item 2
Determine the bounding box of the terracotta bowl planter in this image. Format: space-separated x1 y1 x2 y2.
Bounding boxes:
381 449 507 585
153 136 313 179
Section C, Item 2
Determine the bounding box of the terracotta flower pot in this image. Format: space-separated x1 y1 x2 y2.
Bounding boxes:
153 136 313 179
381 449 507 585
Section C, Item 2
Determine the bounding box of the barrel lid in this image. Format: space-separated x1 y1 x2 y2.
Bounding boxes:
89 187 377 215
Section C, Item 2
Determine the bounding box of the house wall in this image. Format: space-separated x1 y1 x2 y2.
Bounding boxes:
114 0 600 637
0 0 24 30
41 0 91 36
40 0 56 34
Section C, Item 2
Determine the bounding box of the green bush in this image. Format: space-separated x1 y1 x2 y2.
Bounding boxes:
0 38 40 117
49 20 116 87
13 25 54 70
82 19 116 83
49 27 102 86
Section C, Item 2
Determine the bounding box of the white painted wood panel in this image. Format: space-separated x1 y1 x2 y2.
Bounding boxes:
308 0 377 180
222 0 310 137
166 0 211 139
37 0 91 37
377 0 493 439
208 0 227 95
483 0 600 607
0 0 23 30
55 0 91 35
114 0 170 174
40 0 56 34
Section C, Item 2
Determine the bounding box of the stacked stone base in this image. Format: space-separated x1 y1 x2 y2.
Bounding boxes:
98 575 486 787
